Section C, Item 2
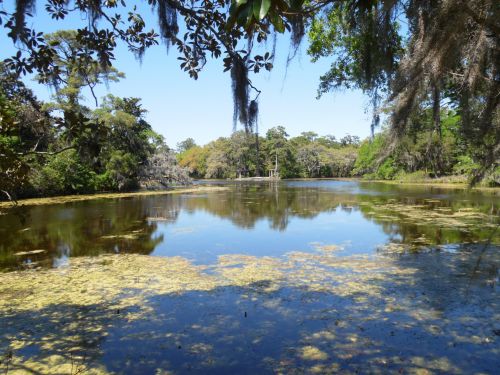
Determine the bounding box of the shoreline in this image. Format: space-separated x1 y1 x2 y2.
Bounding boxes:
361 179 499 193
0 186 227 209
227 177 500 193
1 178 498 209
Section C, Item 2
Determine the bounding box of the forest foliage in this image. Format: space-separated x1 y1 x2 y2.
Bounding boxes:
177 127 360 179
0 31 190 201
1 1 499 199
177 118 499 185
0 1 497 178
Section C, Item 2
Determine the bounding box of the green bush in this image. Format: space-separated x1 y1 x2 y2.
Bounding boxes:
480 166 500 187
352 134 385 176
30 150 97 195
452 155 479 176
375 158 400 180
94 171 115 191
394 170 429 182
105 151 140 191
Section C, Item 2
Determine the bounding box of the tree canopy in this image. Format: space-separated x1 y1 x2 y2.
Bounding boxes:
1 0 499 190
0 31 190 200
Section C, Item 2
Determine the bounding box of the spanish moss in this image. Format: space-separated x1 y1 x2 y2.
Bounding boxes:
231 57 249 132
390 0 499 176
247 99 258 134
289 14 305 52
157 0 179 45
370 89 380 139
13 0 36 41
86 0 103 26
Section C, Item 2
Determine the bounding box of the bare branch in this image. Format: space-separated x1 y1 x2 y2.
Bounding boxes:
20 145 75 156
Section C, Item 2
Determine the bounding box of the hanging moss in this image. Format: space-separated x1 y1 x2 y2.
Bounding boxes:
13 0 36 41
86 0 103 26
230 58 249 131
290 14 305 51
157 0 179 44
370 89 380 138
247 99 259 134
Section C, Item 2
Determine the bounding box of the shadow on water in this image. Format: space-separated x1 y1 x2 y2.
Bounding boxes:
1 243 498 374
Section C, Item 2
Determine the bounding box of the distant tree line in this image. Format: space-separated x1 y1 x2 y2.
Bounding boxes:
177 116 499 185
176 128 360 179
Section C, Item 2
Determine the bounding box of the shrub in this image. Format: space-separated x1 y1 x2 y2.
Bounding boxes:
375 158 400 180
394 170 429 182
452 155 480 176
30 150 97 195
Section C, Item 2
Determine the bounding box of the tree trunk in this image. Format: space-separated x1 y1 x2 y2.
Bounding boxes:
429 80 443 176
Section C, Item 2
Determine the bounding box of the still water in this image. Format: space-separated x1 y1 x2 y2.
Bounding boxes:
0 180 499 374
1 180 498 270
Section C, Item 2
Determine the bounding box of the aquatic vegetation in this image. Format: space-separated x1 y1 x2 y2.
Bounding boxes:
0 256 214 313
1 246 498 374
359 198 500 250
171 227 196 235
100 234 140 240
377 242 408 254
310 242 342 252
299 345 329 361
217 255 286 292
145 217 174 222
368 202 497 229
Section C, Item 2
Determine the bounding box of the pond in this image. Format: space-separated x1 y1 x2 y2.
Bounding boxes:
0 180 499 374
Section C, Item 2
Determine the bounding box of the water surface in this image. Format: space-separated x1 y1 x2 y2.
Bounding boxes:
0 180 499 374
1 180 498 270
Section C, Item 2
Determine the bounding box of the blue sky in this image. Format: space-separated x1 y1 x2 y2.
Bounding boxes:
0 1 374 148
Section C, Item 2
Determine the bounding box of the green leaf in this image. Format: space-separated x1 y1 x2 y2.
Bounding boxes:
274 18 285 33
226 3 238 30
252 0 271 21
236 0 248 6
253 0 262 19
259 0 271 20
237 3 252 26
269 11 285 33
275 0 289 11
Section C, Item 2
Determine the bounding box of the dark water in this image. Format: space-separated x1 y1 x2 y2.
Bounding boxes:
1 180 499 374
0 180 498 270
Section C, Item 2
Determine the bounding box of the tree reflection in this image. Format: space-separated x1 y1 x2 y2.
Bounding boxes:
0 182 498 270
0 198 166 270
